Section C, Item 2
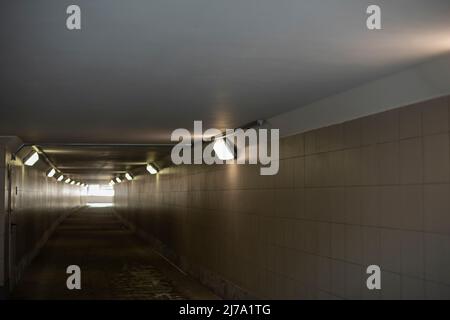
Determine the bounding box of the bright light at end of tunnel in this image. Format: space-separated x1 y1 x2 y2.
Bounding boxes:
24 152 39 166
87 203 114 208
213 138 235 160
146 164 158 174
47 168 56 177
125 173 133 181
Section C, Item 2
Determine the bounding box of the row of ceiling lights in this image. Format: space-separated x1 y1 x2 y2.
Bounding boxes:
107 136 235 186
24 149 158 188
109 163 158 186
23 136 235 188
24 151 88 187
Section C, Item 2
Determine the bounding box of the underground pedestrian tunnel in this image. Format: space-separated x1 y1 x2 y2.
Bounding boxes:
1 1 450 300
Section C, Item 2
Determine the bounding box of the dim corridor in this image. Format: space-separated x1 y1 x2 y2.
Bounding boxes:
11 206 218 300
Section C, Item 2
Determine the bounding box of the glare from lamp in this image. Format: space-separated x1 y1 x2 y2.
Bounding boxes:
115 177 122 183
24 151 39 166
57 175 64 182
65 178 71 183
70 181 75 185
146 164 158 174
213 138 234 160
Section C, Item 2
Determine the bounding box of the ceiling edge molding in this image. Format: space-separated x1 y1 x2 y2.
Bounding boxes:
269 52 450 137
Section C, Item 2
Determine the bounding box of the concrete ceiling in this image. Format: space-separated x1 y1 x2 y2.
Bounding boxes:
1 0 450 144
1 0 450 182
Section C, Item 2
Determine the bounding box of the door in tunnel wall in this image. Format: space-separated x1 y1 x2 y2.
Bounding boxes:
3 164 17 290
5 163 17 290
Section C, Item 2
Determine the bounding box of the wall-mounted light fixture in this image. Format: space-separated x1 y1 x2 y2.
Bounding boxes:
57 175 64 182
146 163 158 174
125 173 133 181
76 182 81 186
24 151 40 166
70 181 75 185
109 180 115 186
47 168 56 177
115 177 122 183
213 138 235 160
65 178 71 184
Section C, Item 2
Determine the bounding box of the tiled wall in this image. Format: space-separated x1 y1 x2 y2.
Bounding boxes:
0 138 82 292
9 160 83 268
114 95 450 299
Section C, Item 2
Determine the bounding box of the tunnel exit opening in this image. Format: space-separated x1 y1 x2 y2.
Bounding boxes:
83 184 114 207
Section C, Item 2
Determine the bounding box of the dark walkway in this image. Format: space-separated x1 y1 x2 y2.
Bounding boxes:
12 206 218 300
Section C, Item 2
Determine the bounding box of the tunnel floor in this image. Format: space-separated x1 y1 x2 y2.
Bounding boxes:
12 206 218 300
